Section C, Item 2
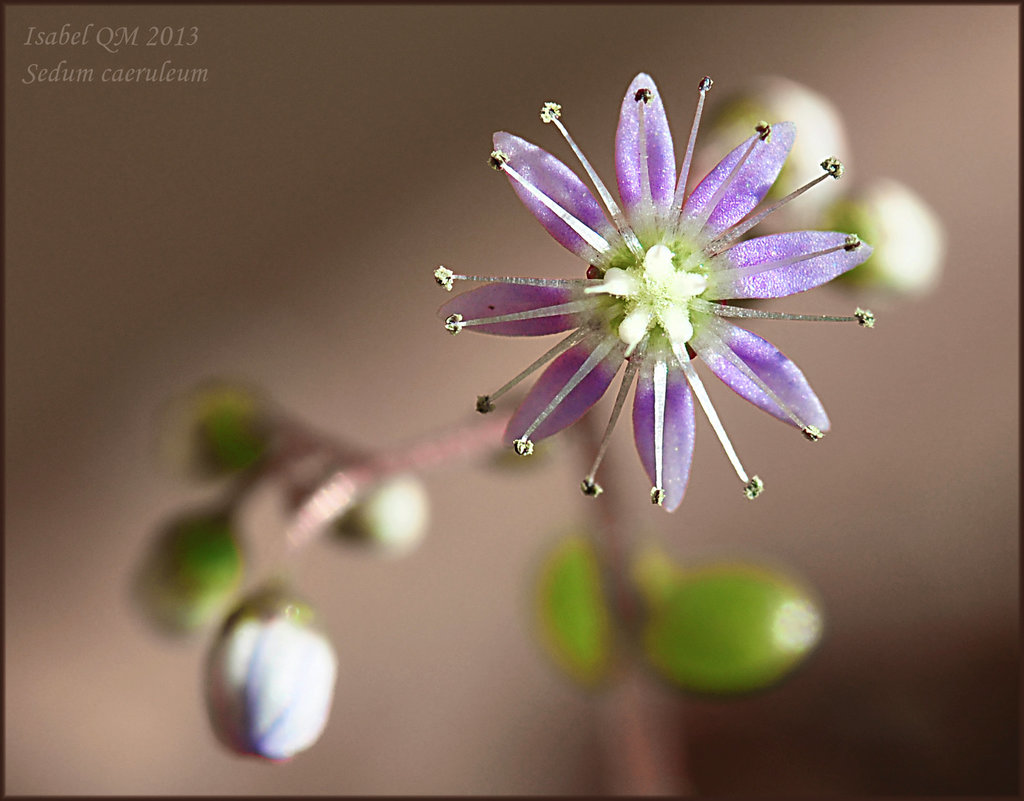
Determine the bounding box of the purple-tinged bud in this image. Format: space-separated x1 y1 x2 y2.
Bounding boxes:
205 587 338 761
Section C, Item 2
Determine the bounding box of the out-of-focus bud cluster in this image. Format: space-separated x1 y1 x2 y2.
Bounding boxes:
701 76 945 297
205 586 338 761
139 379 435 760
532 535 822 695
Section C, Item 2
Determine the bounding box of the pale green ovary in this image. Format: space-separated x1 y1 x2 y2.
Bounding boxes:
588 243 708 352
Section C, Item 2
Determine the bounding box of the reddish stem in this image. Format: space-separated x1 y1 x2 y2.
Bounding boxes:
282 412 510 553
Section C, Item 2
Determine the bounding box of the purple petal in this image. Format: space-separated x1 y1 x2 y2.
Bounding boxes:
632 362 695 512
438 284 581 336
692 319 829 431
682 122 795 239
504 338 622 444
615 73 676 219
708 232 874 299
493 132 613 262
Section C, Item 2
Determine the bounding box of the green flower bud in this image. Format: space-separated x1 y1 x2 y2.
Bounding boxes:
158 380 270 479
133 508 244 634
332 474 430 556
825 178 945 296
640 560 823 695
534 534 613 687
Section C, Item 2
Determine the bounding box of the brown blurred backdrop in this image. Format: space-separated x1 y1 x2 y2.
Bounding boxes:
4 4 1018 795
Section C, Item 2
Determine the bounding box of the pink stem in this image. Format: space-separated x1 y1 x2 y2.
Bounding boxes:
283 412 510 553
572 413 691 795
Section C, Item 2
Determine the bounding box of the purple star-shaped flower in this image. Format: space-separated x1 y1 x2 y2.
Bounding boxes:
436 73 874 512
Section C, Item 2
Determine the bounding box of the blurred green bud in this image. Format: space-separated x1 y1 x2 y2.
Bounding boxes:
700 76 850 230
332 474 430 556
133 508 245 634
630 542 684 609
159 380 270 479
640 559 823 695
825 178 945 296
534 534 613 687
205 586 337 761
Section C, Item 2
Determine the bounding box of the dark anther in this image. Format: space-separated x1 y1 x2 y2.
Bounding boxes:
488 150 508 171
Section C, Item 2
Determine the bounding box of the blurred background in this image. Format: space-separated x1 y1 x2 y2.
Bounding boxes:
4 4 1018 795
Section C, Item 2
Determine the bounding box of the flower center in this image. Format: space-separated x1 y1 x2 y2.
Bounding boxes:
588 244 707 352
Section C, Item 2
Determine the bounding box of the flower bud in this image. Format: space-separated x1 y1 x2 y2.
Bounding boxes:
205 587 338 761
824 178 945 296
332 474 429 556
698 76 850 230
533 534 613 687
133 508 244 634
639 558 823 695
158 380 270 479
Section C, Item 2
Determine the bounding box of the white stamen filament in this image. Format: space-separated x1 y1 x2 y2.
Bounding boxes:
542 104 645 259
583 359 639 492
652 359 668 498
694 321 815 433
706 240 856 288
636 90 653 216
497 160 612 256
707 160 844 254
672 343 752 486
484 328 588 406
673 76 712 213
456 299 592 329
519 337 618 442
439 271 589 290
689 126 766 231
691 297 872 325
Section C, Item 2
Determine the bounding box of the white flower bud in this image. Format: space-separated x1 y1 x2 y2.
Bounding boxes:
826 178 945 296
699 76 850 230
333 474 430 556
205 589 338 761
